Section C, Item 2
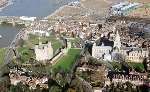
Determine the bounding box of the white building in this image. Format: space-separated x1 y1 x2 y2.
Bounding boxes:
34 41 53 61
20 16 36 21
92 43 112 60
30 30 50 37
111 2 129 11
111 2 141 16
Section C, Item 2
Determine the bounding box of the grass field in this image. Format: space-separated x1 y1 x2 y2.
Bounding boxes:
17 47 35 63
127 62 144 71
110 61 145 72
53 49 81 72
0 48 6 65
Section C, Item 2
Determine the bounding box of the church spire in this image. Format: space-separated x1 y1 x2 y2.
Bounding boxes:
113 25 116 32
38 36 42 45
114 31 121 50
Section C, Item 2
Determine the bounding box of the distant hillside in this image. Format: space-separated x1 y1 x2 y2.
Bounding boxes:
128 0 150 3
80 0 110 9
47 0 122 21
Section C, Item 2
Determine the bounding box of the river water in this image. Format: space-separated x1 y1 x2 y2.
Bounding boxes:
0 0 77 48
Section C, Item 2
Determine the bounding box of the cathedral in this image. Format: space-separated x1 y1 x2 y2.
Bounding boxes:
92 25 149 63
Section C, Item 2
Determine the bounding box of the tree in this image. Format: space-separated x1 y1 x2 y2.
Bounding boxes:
0 65 10 92
125 81 133 92
49 86 62 92
17 38 24 47
9 82 30 92
110 83 115 92
143 58 147 72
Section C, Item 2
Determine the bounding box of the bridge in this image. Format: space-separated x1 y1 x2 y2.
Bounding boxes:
0 16 37 26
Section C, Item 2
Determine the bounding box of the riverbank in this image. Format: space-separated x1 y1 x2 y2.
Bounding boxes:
0 0 8 7
0 0 12 12
0 48 6 64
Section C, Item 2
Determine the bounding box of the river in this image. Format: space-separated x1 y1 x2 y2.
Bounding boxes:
0 0 78 48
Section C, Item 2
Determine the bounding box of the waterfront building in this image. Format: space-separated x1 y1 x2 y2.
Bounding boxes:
34 41 53 61
111 2 129 11
20 16 36 21
111 2 141 16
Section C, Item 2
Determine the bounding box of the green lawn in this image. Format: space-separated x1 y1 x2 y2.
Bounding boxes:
110 61 145 72
17 47 35 63
127 62 144 71
53 49 81 73
0 48 6 65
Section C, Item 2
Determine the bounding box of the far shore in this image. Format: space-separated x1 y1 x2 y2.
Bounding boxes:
0 0 13 12
46 0 122 21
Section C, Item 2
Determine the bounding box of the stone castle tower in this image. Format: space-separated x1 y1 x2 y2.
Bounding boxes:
35 38 53 61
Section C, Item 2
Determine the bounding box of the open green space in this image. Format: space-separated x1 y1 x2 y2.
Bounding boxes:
0 48 6 65
17 47 35 63
53 49 81 73
127 62 144 71
109 61 145 72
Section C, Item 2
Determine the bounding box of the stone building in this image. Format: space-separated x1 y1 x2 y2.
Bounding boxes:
30 30 50 37
108 71 147 86
34 41 53 61
120 47 149 63
92 43 112 60
113 29 149 63
54 20 67 33
92 25 149 62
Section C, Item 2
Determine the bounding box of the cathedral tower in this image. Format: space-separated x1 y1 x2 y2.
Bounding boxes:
114 31 121 50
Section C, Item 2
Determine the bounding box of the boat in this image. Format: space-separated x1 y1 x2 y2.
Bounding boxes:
0 35 2 39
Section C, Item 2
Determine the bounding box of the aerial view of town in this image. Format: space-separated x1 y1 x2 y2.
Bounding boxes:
0 0 150 92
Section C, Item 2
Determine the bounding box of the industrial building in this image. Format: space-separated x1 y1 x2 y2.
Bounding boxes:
111 2 141 16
